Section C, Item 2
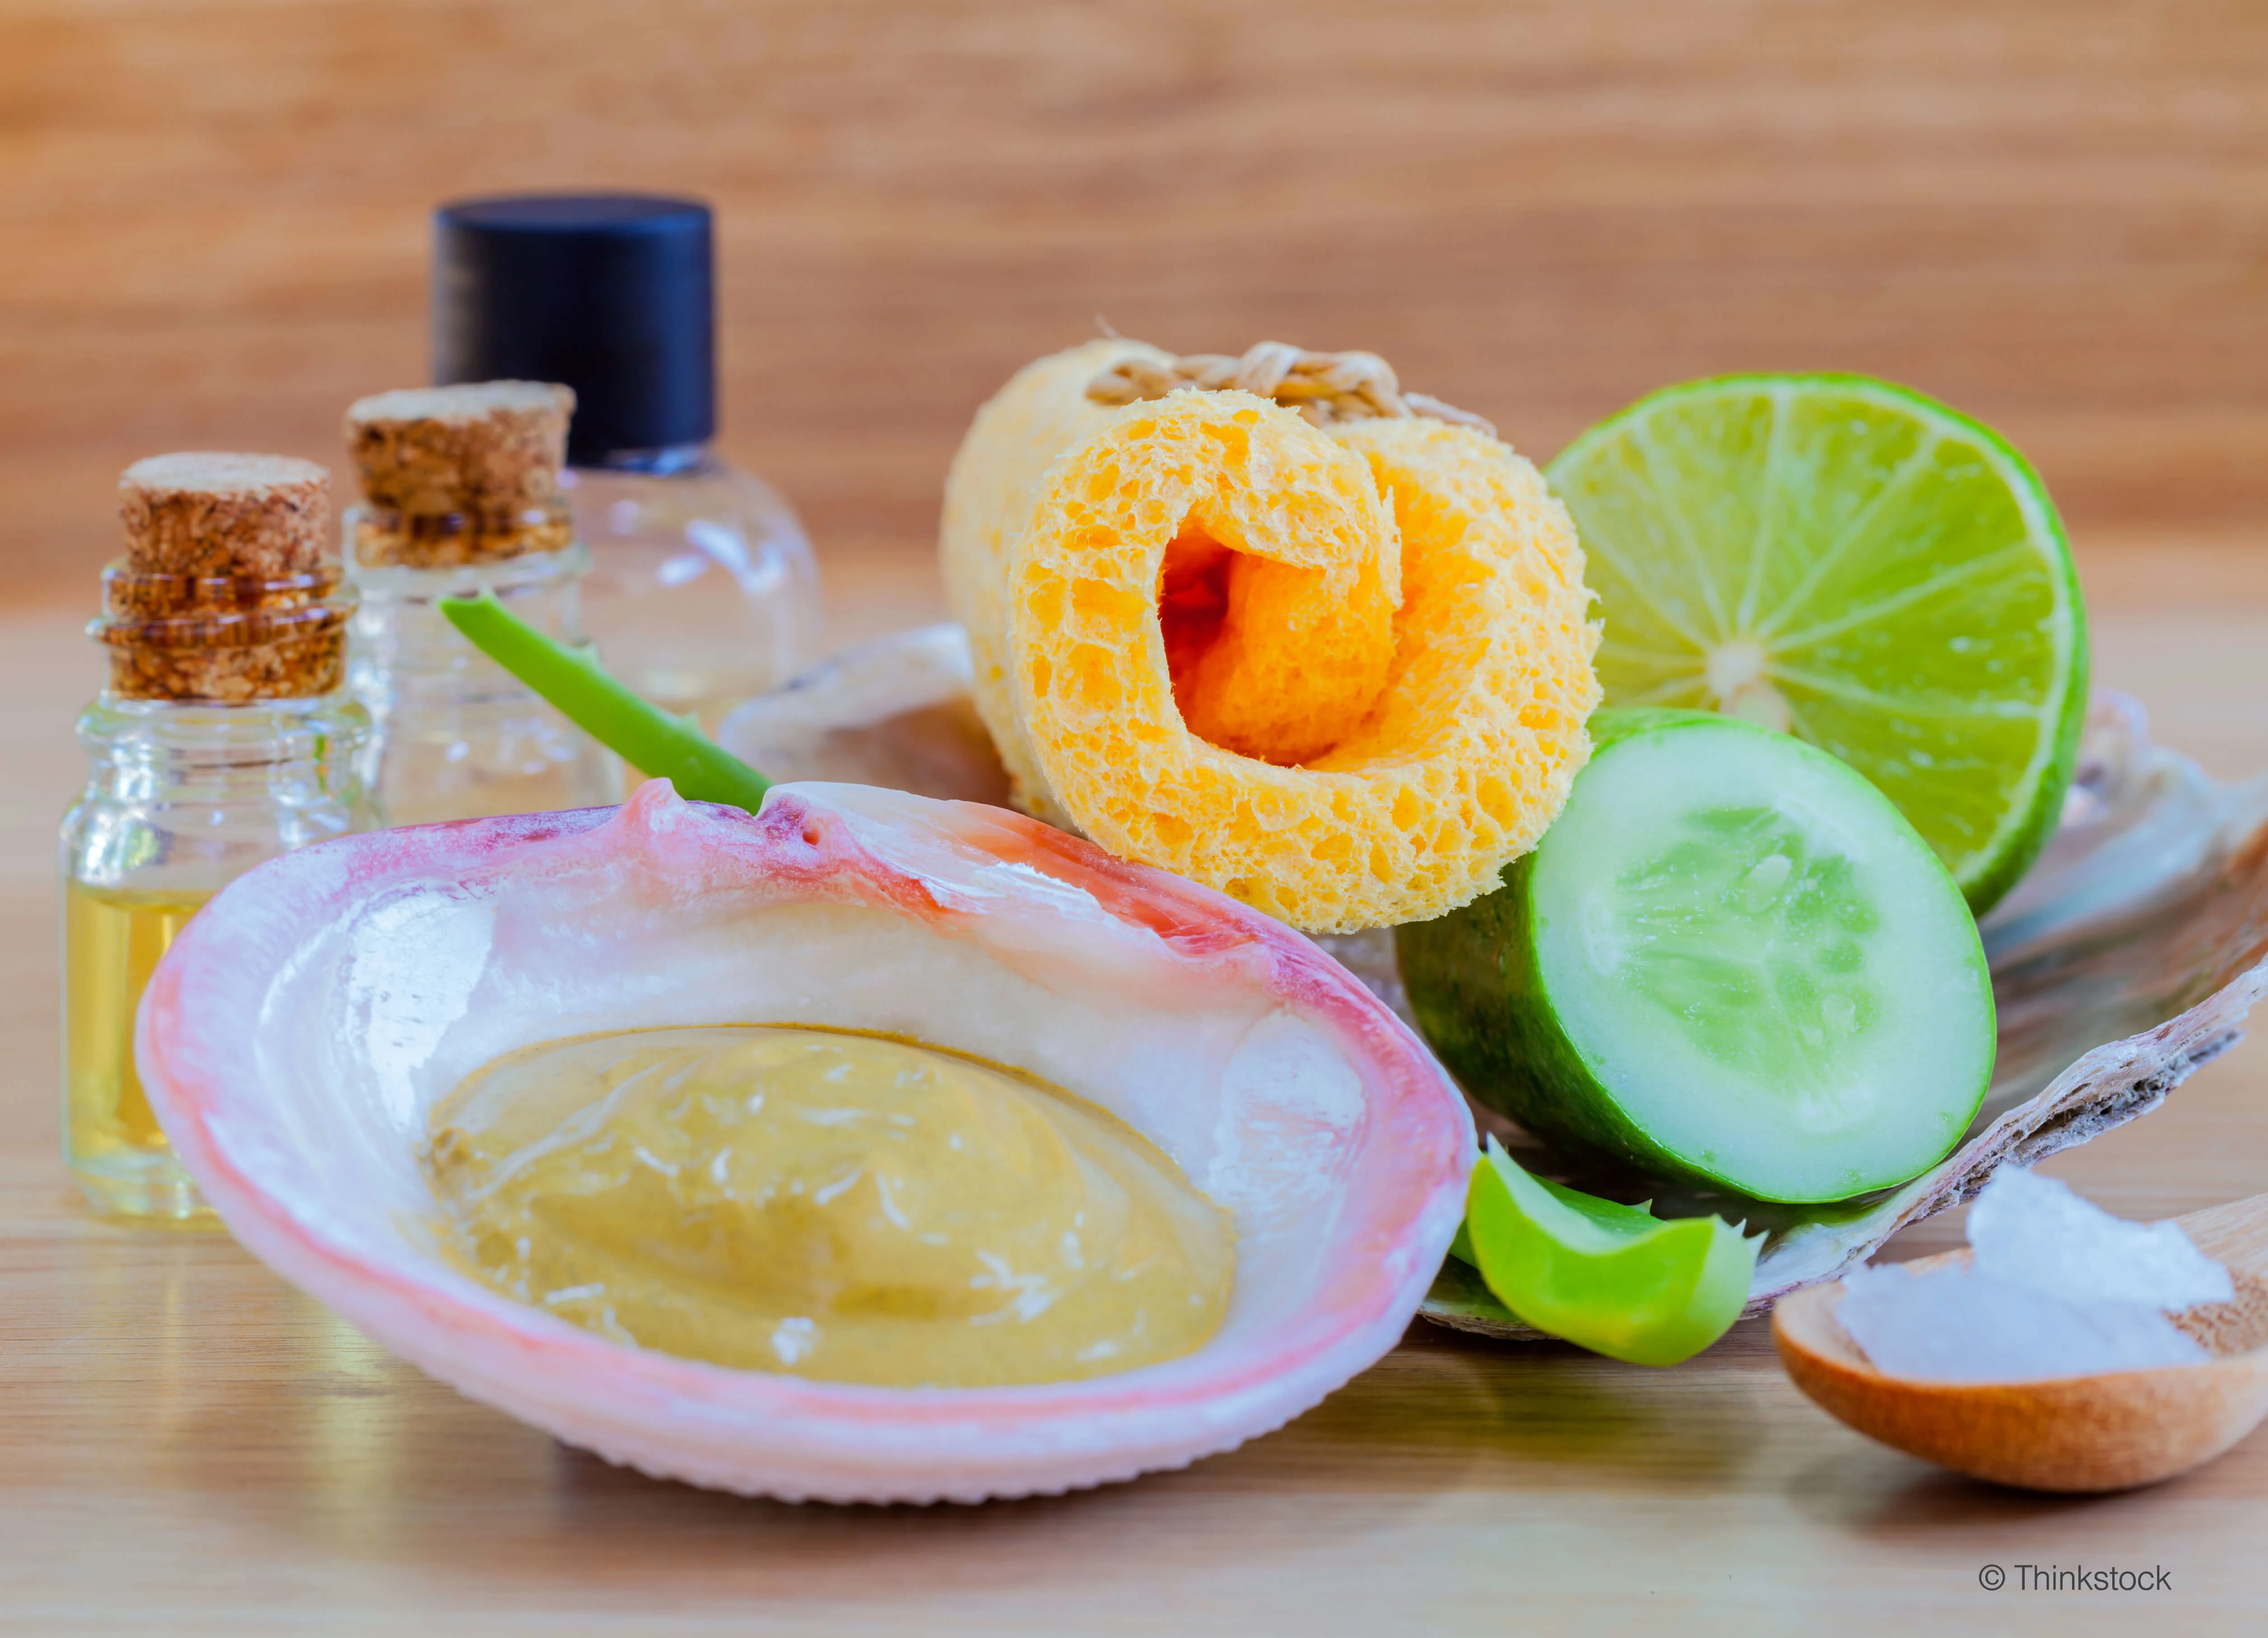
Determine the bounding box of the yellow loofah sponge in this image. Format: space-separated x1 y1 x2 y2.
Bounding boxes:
943 339 1158 824
941 340 1599 933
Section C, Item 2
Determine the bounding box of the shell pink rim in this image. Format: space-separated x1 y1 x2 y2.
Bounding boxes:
138 782 1475 1494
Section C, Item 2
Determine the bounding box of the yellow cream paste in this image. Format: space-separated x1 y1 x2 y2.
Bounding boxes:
425 1025 1235 1387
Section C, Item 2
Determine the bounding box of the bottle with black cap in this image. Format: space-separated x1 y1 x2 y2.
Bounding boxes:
434 193 821 727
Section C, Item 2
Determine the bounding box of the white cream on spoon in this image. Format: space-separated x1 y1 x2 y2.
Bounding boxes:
1836 1168 2232 1383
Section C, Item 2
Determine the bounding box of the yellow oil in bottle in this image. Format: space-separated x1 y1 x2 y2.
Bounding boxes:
62 881 215 1221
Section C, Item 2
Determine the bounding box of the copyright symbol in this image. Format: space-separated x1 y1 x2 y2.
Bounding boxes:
1980 1565 2006 1591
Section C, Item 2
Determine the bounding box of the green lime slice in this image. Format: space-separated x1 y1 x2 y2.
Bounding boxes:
1547 374 2088 914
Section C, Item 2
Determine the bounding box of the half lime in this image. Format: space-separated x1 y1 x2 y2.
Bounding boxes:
1547 375 2088 914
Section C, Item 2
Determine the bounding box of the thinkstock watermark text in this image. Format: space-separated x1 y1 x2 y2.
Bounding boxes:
1977 1563 2171 1592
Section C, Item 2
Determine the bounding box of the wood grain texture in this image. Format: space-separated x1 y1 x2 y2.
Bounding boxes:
3 0 2266 600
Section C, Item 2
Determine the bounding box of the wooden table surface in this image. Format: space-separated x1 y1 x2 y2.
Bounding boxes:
1 539 2264 1636
6 4 2268 1627
7 0 2268 594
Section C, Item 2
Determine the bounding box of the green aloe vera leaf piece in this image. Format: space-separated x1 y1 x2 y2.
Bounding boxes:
440 590 772 814
1463 1137 1760 1367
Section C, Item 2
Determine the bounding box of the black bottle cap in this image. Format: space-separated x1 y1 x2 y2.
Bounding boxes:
433 193 715 465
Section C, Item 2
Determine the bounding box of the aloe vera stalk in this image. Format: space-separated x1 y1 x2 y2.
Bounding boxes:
439 591 772 814
1455 1138 1759 1367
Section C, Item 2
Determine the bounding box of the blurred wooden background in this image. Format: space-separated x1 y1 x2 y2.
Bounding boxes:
2 0 2264 604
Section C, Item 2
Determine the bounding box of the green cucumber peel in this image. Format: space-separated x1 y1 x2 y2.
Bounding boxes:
1400 707 1995 1204
1457 1137 1759 1367
439 590 772 814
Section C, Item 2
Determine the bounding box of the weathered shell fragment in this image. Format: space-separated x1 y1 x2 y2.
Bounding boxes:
717 624 1012 808
1424 691 2268 1335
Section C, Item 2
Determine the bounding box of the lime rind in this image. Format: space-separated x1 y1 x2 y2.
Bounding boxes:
1548 373 2088 915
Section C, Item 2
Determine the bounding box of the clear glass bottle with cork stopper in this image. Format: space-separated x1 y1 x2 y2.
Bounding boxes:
342 379 624 823
63 453 379 1221
434 193 822 729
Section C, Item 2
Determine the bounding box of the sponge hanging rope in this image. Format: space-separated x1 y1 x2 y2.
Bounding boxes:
943 339 1599 935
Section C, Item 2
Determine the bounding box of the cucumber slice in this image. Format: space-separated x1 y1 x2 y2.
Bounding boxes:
1399 708 1994 1204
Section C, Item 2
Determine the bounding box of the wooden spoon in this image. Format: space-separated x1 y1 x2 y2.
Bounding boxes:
1773 1190 2268 1492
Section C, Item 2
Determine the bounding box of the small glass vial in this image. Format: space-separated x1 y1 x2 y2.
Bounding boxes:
562 449 819 728
63 454 379 1221
435 194 823 726
342 381 623 824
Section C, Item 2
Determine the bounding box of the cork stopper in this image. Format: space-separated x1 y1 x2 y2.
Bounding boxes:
120 453 331 579
345 381 576 568
93 453 353 703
